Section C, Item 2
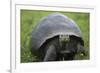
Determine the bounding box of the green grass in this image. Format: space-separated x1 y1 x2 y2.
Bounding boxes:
20 10 89 63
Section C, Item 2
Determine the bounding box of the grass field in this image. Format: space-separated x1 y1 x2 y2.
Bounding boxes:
20 10 89 63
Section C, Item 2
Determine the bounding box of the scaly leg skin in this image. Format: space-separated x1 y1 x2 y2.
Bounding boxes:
77 44 86 56
43 45 57 61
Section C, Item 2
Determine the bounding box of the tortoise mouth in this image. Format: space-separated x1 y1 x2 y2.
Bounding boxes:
60 50 71 54
58 52 75 60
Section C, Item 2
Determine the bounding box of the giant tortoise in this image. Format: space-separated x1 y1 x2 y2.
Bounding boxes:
30 13 86 61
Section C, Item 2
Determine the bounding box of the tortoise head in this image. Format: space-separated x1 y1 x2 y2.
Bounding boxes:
58 35 86 60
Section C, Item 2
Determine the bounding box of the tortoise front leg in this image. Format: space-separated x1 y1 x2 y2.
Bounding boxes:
77 43 86 56
43 45 57 61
